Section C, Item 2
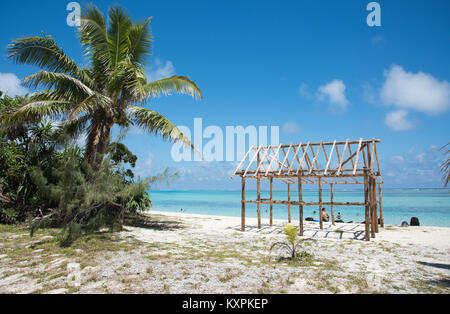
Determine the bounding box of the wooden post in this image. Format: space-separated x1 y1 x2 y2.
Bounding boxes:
257 152 261 229
241 176 246 232
369 177 375 239
298 176 304 236
319 177 323 230
372 178 378 234
330 183 335 225
288 183 291 223
378 183 384 227
270 177 273 227
364 170 370 241
257 175 261 229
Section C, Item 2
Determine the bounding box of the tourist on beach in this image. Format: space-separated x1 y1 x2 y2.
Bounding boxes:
322 208 329 222
337 212 342 220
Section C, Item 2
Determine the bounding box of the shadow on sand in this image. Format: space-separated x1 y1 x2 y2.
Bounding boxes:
229 221 367 241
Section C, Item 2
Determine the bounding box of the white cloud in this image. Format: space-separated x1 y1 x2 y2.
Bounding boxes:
317 79 349 112
298 83 314 99
148 59 175 81
282 121 301 134
384 144 445 187
384 109 415 132
0 73 29 97
361 82 377 104
381 65 450 115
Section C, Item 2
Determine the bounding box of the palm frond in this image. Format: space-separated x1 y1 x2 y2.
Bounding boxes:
107 6 132 68
139 76 203 100
128 106 200 155
7 35 92 86
127 18 153 65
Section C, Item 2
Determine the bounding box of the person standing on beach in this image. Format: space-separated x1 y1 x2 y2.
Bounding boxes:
322 208 330 222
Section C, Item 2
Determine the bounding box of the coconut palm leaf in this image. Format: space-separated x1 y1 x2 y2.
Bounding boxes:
128 106 199 154
140 76 203 100
7 35 92 86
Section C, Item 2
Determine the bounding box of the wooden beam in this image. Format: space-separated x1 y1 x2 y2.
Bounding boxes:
297 142 310 175
353 138 363 174
256 145 272 175
336 139 349 175
288 143 301 174
243 145 262 177
324 140 336 175
232 146 254 178
265 145 282 176
309 144 321 174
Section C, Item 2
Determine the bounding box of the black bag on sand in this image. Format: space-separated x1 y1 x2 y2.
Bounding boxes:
410 217 420 226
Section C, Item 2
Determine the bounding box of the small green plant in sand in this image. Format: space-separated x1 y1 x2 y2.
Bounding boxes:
270 225 315 261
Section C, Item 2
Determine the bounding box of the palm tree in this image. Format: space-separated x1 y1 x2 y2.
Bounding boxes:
3 4 202 165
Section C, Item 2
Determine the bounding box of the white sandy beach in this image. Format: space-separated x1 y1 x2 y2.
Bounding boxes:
1 210 449 294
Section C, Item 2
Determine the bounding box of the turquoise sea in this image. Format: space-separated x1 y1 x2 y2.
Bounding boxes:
149 189 450 227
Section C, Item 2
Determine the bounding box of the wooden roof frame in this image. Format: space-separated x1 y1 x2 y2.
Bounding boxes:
232 138 383 185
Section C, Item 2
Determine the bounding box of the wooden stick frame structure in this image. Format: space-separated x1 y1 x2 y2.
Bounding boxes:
233 138 383 241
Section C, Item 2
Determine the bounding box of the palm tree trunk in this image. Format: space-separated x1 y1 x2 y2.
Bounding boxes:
85 121 101 165
94 120 113 165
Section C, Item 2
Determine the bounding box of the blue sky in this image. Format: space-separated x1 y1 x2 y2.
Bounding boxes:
0 0 449 189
